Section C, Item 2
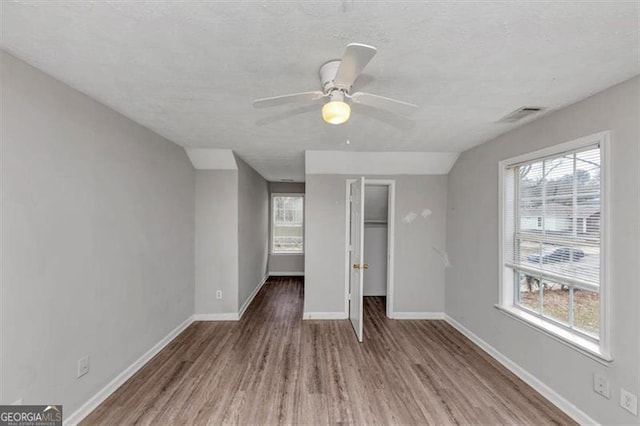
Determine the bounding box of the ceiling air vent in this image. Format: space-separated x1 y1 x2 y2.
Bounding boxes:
499 106 544 123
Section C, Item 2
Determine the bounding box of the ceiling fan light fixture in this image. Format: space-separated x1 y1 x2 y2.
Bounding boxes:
322 91 350 125
322 100 350 124
253 44 418 124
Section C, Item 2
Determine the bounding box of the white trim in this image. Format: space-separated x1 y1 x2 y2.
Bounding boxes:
382 180 396 319
495 305 612 364
498 158 506 306
303 312 349 320
344 179 353 318
391 312 444 320
195 313 239 321
444 314 597 426
64 315 195 426
598 131 612 359
238 273 269 319
345 179 396 320
268 271 305 276
497 131 611 359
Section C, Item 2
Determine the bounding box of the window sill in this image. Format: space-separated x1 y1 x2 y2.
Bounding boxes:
494 304 613 365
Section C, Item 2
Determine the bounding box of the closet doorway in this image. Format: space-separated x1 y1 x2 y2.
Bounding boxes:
345 179 395 341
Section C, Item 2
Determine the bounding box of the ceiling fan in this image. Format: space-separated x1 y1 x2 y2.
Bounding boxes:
252 43 419 125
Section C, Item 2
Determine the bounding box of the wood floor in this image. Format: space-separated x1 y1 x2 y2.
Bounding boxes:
82 277 575 425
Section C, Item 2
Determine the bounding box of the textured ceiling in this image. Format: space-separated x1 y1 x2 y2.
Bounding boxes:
1 1 638 181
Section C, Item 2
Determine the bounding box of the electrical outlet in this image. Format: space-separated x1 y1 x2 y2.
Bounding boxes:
77 356 90 378
620 388 638 416
216 290 222 299
593 373 610 399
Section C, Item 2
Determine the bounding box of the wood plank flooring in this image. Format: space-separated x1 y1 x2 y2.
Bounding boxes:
82 277 575 425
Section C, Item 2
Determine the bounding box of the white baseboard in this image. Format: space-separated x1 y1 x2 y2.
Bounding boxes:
303 312 348 320
391 312 444 320
239 273 268 319
268 271 304 276
194 313 239 321
444 314 596 426
64 315 195 425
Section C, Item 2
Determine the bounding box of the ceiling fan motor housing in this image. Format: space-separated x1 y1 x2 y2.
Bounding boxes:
319 60 348 94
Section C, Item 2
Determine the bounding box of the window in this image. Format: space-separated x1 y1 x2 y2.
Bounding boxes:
271 194 304 253
499 132 610 360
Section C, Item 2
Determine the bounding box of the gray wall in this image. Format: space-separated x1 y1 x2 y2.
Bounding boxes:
304 175 447 315
363 224 388 296
1 52 195 412
445 76 639 425
364 185 389 221
195 170 238 314
268 254 305 275
268 182 305 274
363 185 389 296
236 156 269 309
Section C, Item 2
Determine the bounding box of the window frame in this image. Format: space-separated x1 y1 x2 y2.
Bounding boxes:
497 131 612 363
270 193 305 255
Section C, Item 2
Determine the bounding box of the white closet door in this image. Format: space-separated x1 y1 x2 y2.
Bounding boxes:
349 177 365 342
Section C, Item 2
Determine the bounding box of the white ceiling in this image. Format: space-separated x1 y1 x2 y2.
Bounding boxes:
1 1 638 181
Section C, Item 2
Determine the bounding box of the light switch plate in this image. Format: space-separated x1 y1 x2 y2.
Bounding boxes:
77 356 90 378
620 388 638 416
593 373 610 399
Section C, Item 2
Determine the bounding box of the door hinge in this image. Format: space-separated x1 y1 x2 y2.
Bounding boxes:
348 293 351 300
349 195 353 202
348 245 352 252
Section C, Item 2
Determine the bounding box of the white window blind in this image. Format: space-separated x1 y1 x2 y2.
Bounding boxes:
504 145 601 287
503 144 602 338
272 195 304 253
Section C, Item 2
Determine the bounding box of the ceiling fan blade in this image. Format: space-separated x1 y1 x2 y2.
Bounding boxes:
349 92 419 115
333 43 377 89
256 104 318 126
253 91 325 108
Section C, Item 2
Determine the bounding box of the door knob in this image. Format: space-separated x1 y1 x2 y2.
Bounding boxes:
353 263 369 269
353 263 360 269
362 264 369 269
